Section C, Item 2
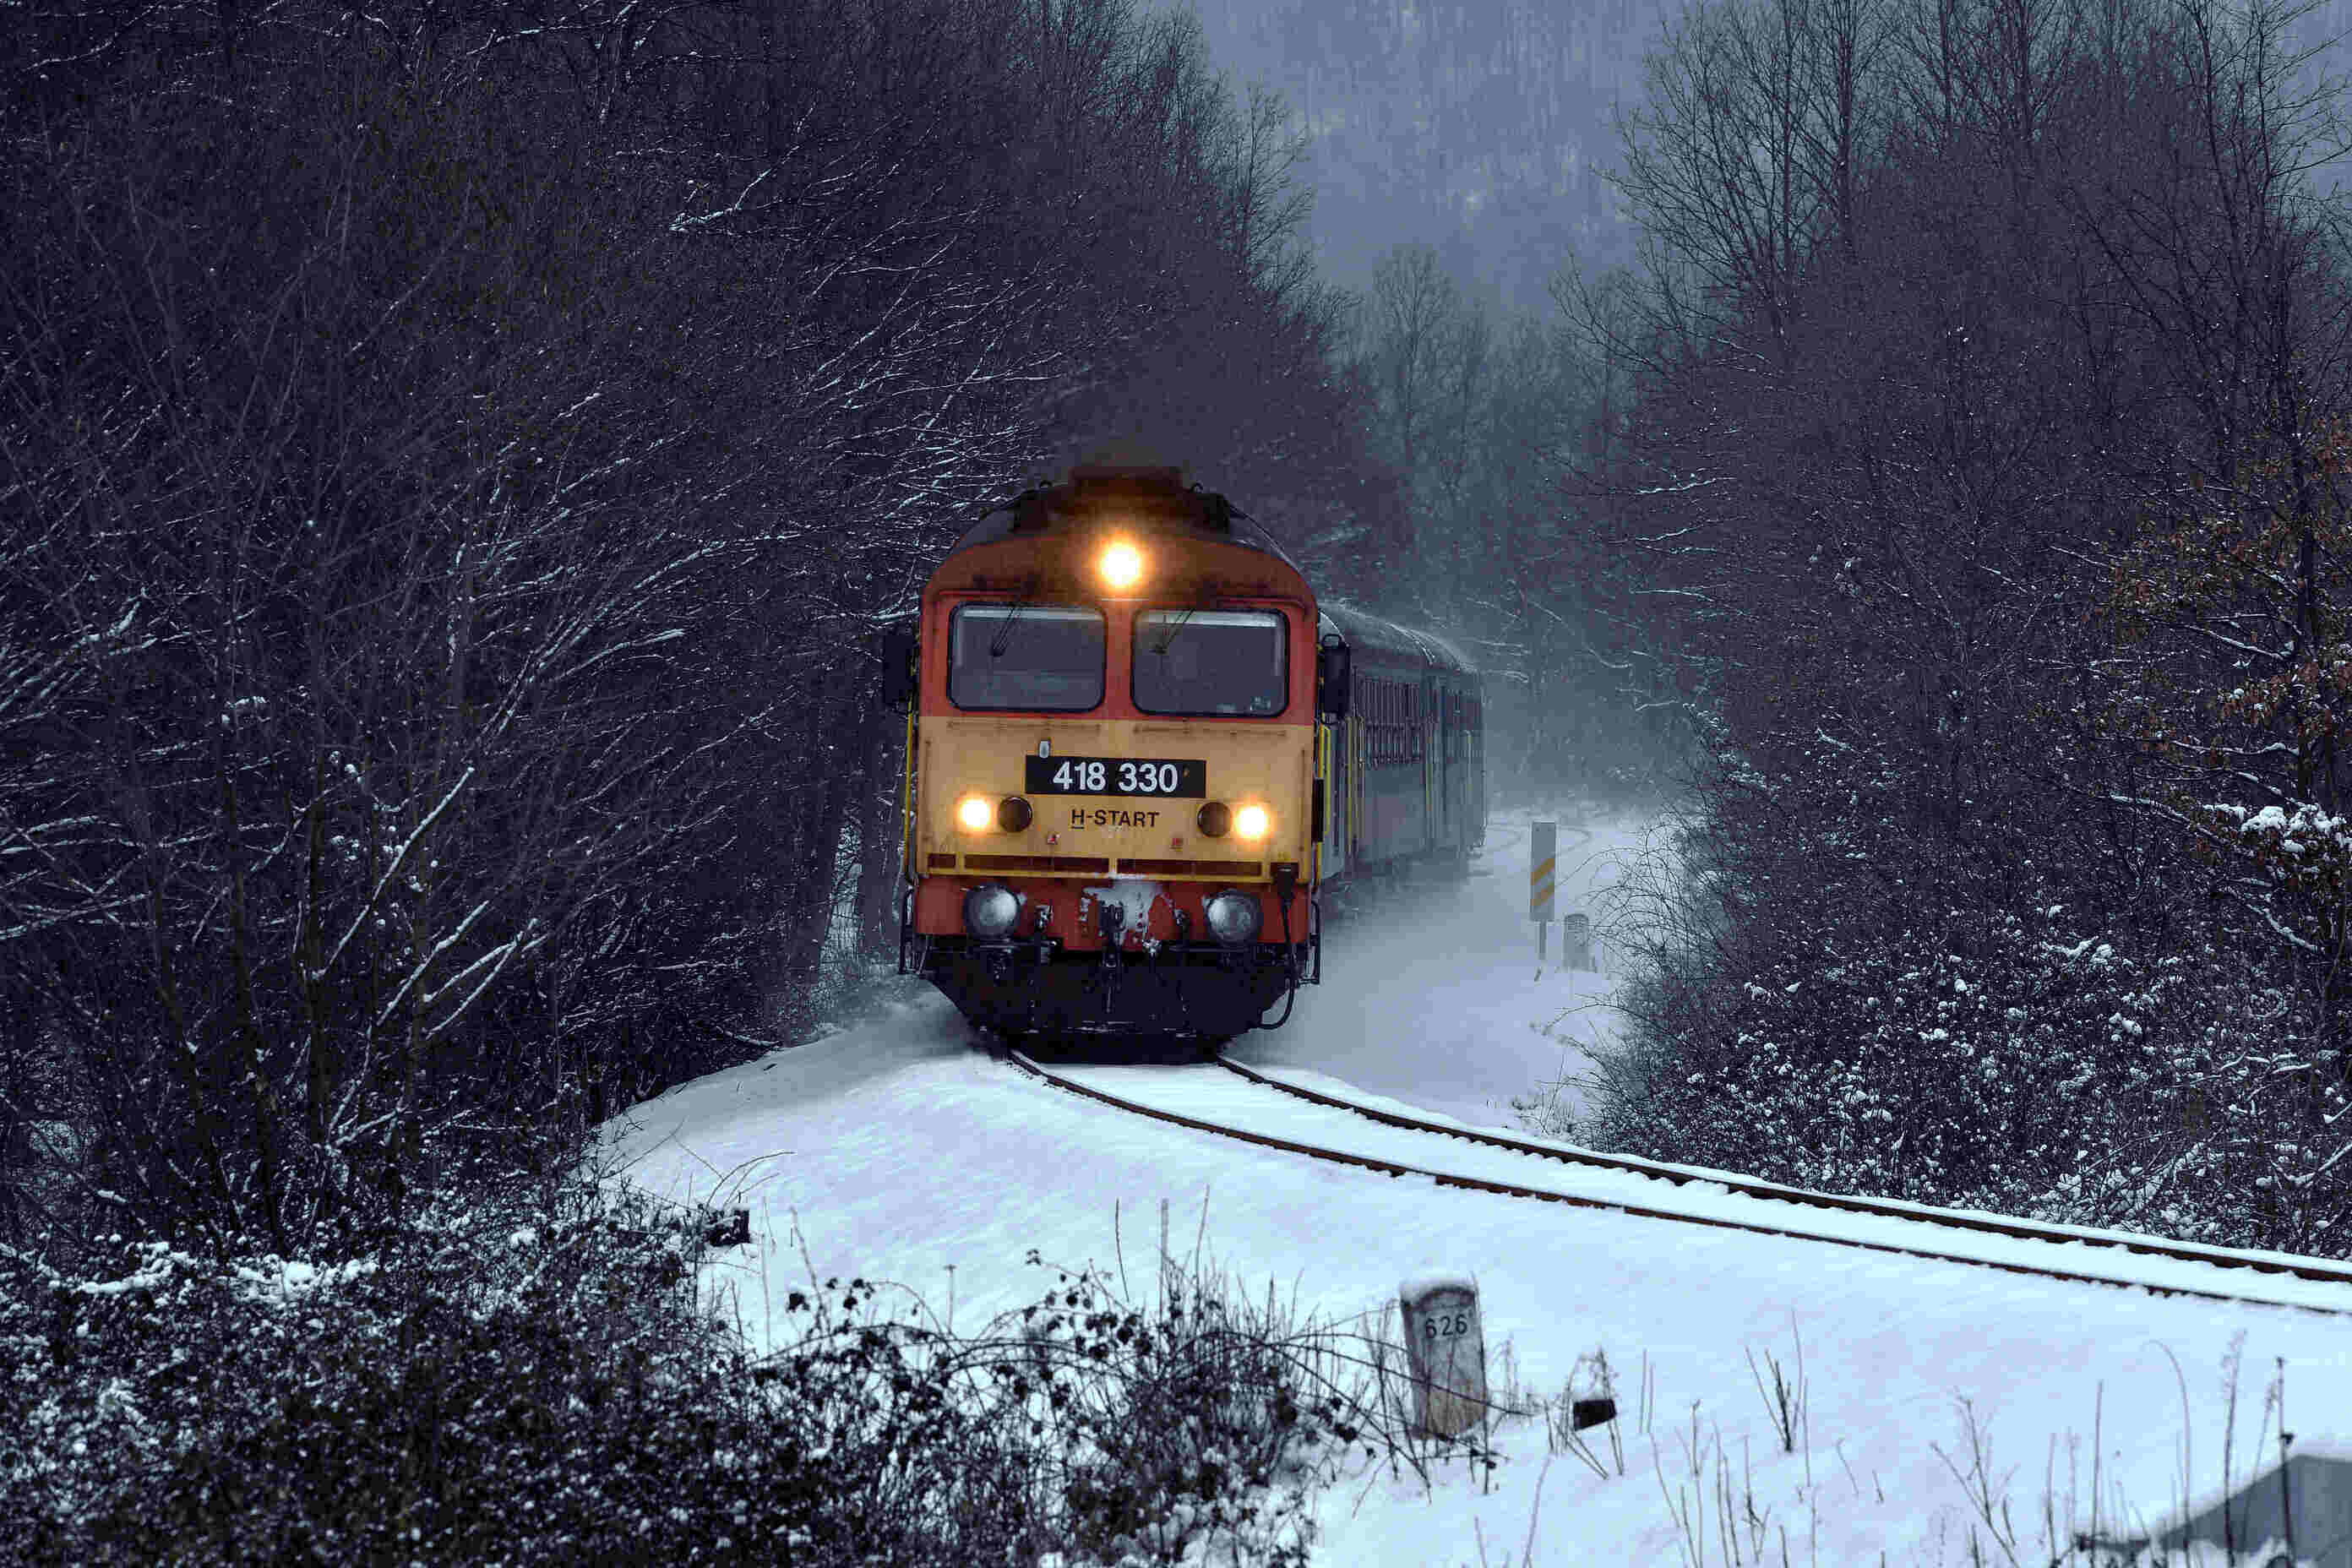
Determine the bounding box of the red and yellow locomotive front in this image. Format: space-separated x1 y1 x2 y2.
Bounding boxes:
901 468 1322 1043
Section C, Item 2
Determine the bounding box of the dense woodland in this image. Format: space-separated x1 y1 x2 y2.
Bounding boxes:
0 0 1377 1256
0 0 1667 1269
3 0 2350 1301
8 0 2352 1558
1564 0 2352 1254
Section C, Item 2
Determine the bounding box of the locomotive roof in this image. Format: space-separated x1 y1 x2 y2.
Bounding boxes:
947 466 1302 571
938 471 1468 675
1318 601 1475 676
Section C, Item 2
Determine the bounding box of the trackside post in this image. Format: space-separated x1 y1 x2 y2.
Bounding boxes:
1398 1275 1489 1439
1531 819 1555 966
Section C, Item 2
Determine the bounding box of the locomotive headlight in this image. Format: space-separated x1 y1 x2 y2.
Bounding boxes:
1196 801 1233 838
957 796 994 832
963 883 1021 939
997 795 1033 832
1203 890 1263 946
1233 804 1271 841
1099 540 1145 591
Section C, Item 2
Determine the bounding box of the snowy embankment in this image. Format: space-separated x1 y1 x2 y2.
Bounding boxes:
605 809 2350 1565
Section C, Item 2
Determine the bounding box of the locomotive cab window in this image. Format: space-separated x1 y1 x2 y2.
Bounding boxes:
1133 609 1288 716
949 603 1104 711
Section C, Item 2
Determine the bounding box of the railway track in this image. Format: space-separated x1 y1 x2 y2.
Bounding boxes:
1005 1048 2352 1319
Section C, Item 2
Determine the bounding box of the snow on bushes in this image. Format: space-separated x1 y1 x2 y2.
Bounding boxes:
1571 776 2349 1257
0 1184 1386 1565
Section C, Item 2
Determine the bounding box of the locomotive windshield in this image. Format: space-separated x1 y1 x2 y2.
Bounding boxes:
949 604 1105 710
1133 609 1287 716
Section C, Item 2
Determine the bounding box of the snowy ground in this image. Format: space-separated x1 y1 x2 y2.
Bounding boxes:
1229 808 1641 1132
603 807 2351 1566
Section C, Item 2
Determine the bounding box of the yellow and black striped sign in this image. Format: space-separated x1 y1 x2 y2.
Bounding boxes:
1530 820 1555 922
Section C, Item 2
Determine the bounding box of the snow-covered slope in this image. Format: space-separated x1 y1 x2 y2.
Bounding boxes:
605 809 2348 1565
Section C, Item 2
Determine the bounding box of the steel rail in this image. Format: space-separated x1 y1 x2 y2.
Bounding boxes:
1004 1049 2352 1318
1212 1057 2352 1289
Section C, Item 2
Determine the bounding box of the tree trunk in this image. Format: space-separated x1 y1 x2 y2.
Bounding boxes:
770 679 858 1024
0 981 35 1244
855 695 904 957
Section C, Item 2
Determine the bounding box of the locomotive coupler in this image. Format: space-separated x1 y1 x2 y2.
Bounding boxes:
1150 911 1194 1030
1097 901 1124 970
1091 900 1125 1019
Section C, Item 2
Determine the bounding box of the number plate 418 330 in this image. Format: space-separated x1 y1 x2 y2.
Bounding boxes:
1025 755 1206 798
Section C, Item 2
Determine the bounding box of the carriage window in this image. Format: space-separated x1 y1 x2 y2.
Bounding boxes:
949 604 1104 711
1133 609 1288 716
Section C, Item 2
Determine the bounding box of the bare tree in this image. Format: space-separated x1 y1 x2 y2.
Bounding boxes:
1613 0 1897 351
1571 0 2352 1248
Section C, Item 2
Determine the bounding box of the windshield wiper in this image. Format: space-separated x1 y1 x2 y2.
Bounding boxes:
1147 607 1197 656
988 600 1028 658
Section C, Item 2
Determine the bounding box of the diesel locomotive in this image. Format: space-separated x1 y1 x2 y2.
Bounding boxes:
885 465 1483 1048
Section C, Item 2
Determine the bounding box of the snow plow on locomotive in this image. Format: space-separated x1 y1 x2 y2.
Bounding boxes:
883 465 1484 1048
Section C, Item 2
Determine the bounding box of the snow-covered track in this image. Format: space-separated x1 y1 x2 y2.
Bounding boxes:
1005 1049 2352 1318
1213 1057 2352 1288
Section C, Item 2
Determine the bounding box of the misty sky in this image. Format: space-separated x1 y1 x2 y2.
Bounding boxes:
1188 0 1673 318
1188 0 2352 321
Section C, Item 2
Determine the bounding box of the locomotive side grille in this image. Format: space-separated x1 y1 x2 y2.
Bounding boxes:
962 852 1113 873
1117 858 1265 878
928 853 959 869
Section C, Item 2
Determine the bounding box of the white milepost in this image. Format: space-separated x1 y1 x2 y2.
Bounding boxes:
1398 1274 1489 1439
1561 911 1592 972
